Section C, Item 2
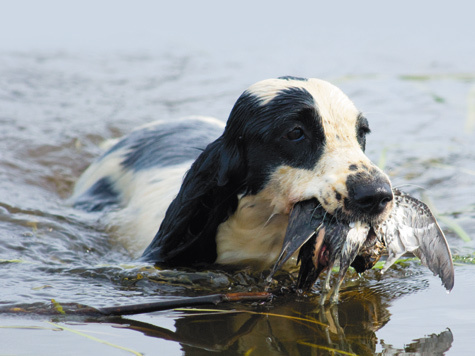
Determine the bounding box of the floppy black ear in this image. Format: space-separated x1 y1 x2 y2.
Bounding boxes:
140 136 246 266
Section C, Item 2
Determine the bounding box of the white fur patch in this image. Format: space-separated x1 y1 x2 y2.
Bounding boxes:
107 162 192 257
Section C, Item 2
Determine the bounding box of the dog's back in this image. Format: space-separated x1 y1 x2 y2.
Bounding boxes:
71 116 224 256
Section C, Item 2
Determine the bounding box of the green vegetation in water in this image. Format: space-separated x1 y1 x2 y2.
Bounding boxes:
329 257 418 274
0 259 25 264
452 254 475 265
48 322 143 356
371 257 418 270
399 73 475 81
51 299 65 315
431 94 445 103
378 146 388 171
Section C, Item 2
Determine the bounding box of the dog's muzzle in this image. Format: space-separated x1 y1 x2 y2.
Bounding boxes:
345 171 393 222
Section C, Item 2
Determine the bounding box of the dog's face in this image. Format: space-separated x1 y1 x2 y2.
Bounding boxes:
224 77 393 225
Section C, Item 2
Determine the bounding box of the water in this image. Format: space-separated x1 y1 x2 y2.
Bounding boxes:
1 1 474 355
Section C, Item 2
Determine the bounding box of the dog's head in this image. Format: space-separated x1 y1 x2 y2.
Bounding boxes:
222 76 393 225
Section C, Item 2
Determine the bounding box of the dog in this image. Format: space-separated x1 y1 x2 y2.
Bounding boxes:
72 76 396 271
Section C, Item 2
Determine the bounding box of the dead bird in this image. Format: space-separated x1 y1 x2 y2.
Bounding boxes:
268 189 454 303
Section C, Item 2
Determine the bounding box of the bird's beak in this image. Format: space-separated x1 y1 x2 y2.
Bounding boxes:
268 199 323 280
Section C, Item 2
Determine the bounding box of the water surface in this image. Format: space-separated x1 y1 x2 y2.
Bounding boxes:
1 1 474 355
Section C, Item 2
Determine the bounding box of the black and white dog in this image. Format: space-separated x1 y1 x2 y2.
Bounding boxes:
72 76 396 272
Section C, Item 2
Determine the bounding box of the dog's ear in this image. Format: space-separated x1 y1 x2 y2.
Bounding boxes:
216 139 244 187
140 136 246 266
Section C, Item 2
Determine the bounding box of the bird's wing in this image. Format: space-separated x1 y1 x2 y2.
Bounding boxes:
374 189 454 291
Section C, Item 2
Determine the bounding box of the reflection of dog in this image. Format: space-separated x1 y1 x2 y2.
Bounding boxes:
72 76 394 268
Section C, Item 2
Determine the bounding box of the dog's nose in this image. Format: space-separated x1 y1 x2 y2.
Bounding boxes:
351 182 393 215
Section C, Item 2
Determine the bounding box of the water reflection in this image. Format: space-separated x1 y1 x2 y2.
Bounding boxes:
105 286 452 356
381 329 453 356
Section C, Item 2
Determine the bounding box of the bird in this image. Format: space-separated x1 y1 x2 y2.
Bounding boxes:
268 189 454 303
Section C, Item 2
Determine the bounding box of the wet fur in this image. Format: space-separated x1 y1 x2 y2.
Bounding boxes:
72 77 392 268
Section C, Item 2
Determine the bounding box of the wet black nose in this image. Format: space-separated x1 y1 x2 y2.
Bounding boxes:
350 182 393 215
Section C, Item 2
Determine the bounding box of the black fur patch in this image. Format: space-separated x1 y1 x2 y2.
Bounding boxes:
356 114 371 151
73 177 119 212
141 137 240 266
225 86 325 193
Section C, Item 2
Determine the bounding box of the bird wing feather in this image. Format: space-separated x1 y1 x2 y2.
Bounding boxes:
374 189 454 291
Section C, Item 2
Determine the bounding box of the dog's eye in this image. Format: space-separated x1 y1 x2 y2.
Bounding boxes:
285 127 305 141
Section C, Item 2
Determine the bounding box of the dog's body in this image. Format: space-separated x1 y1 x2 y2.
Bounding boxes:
72 116 224 257
72 77 394 269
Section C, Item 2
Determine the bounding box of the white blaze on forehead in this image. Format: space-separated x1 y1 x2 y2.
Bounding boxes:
247 78 358 117
246 78 295 105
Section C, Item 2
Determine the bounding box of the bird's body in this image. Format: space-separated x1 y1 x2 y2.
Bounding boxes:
270 189 454 303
